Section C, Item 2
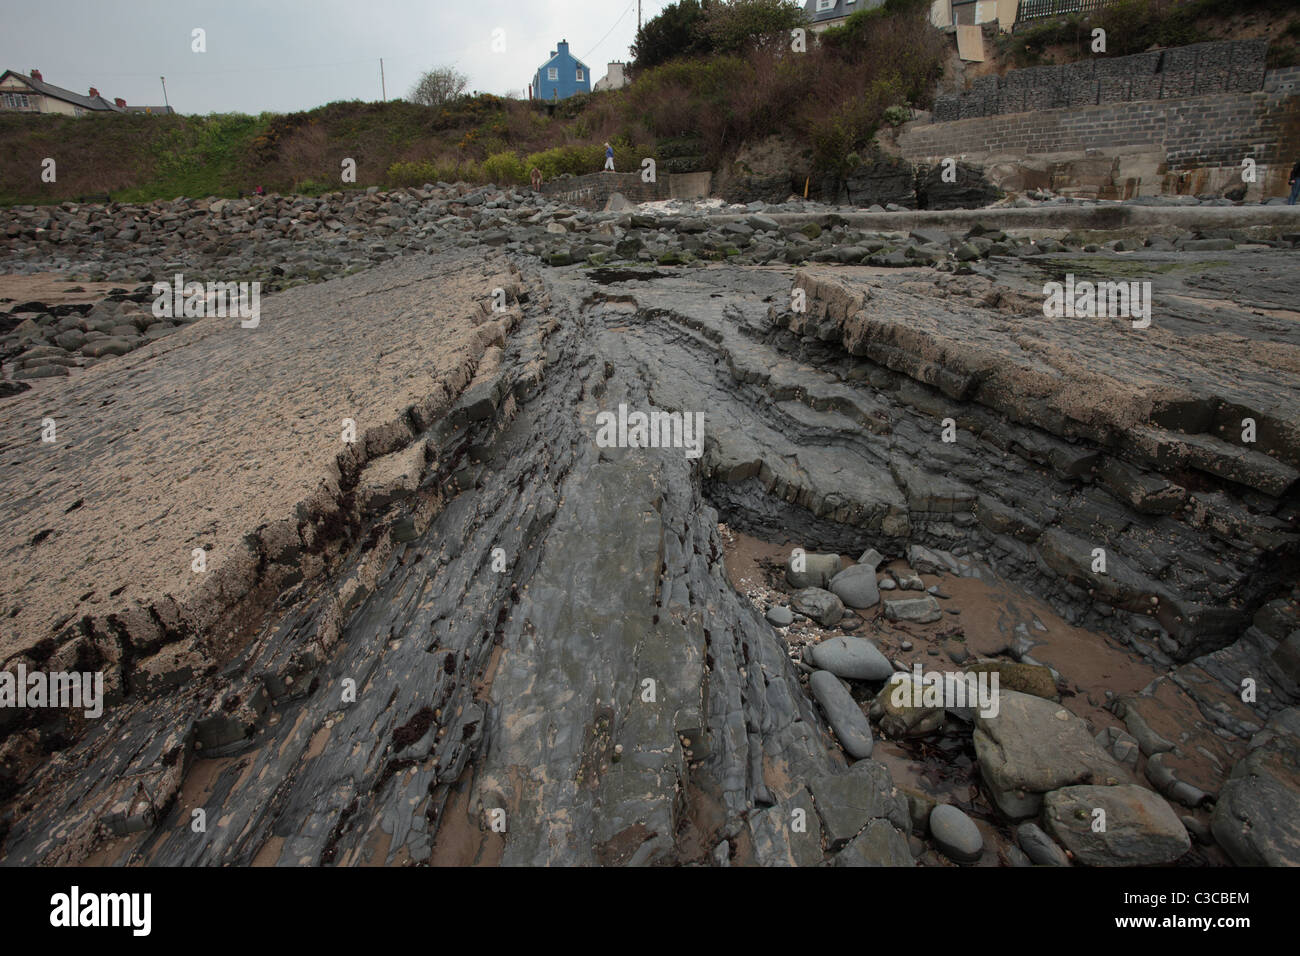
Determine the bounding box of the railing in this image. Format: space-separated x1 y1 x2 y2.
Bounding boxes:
1018 0 1115 20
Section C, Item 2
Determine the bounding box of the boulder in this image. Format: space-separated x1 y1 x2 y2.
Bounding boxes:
1016 821 1069 866
808 636 892 681
809 670 873 759
883 595 942 623
929 804 983 862
1212 708 1300 866
973 691 1128 819
873 674 945 738
792 587 845 627
834 820 914 866
765 605 794 627
1043 784 1190 866
828 563 880 609
807 760 910 846
786 551 841 589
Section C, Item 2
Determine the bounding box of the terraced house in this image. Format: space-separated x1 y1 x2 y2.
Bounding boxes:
531 39 591 101
0 68 171 115
804 0 886 32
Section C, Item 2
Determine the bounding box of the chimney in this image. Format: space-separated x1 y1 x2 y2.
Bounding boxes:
88 86 99 98
30 68 42 81
557 39 568 54
114 97 126 108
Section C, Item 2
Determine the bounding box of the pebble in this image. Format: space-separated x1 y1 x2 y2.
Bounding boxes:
929 804 983 862
766 605 794 627
1016 821 1069 866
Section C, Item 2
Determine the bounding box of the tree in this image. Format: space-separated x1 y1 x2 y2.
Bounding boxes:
631 0 714 70
409 67 468 108
701 0 808 54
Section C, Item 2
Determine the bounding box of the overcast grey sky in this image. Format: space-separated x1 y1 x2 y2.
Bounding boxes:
1 0 663 114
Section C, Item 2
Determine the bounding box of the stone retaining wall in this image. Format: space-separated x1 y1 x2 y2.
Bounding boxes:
538 171 711 210
899 67 1300 198
932 39 1269 122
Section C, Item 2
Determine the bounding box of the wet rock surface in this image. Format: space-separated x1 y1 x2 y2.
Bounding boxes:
1 193 1298 867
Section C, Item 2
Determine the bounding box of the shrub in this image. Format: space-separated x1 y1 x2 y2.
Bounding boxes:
482 150 527 184
632 0 714 70
809 74 904 175
524 143 608 178
701 0 808 55
387 160 439 186
409 67 469 108
883 104 911 126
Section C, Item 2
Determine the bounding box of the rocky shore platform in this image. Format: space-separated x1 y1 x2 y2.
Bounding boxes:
0 187 1297 867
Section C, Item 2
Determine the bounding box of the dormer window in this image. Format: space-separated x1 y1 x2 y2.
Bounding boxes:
548 67 558 81
817 0 835 11
576 68 584 82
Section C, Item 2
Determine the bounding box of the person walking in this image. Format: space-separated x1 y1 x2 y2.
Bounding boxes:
603 142 615 172
1289 157 1300 205
530 167 543 191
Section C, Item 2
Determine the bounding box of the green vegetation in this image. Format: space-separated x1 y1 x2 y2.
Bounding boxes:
630 0 714 69
4 0 1290 206
0 0 944 205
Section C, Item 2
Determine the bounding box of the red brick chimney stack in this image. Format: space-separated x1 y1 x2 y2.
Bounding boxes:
114 97 126 108
88 86 99 98
30 68 42 81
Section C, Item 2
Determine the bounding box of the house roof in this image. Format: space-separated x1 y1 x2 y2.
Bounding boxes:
0 70 124 111
803 0 883 23
537 48 590 73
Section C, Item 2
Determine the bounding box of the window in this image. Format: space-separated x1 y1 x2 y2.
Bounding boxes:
2 92 31 109
816 0 835 11
576 68 584 82
547 67 558 81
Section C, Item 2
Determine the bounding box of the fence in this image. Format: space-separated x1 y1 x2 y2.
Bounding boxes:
1018 0 1114 20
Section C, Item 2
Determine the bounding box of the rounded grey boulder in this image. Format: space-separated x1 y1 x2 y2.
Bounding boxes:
1016 821 1069 866
809 636 892 681
766 605 794 627
829 564 880 609
930 804 983 863
809 670 873 759
786 551 841 589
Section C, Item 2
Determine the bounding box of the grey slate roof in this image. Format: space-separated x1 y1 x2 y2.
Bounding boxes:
803 0 885 23
0 70 124 111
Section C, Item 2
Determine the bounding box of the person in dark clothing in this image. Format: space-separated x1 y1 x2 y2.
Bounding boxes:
1290 158 1300 205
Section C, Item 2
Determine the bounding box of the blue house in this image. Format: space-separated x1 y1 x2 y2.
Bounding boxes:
532 39 591 101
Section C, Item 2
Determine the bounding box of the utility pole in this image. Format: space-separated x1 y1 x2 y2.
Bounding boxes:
380 58 386 101
160 75 169 112
638 0 642 34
